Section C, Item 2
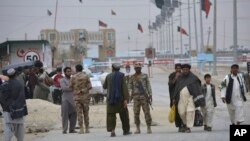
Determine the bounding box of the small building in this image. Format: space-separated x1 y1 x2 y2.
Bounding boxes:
0 40 52 70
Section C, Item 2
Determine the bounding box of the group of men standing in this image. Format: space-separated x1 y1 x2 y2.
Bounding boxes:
60 61 154 137
1 60 248 140
168 63 247 133
103 62 153 137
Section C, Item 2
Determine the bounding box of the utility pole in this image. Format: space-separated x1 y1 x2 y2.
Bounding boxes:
233 0 238 63
212 0 218 75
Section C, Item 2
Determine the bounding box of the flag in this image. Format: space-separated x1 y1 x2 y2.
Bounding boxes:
177 26 188 36
99 20 107 28
111 9 116 15
155 0 164 9
47 10 52 16
201 0 212 18
173 0 181 8
138 23 143 33
128 35 130 40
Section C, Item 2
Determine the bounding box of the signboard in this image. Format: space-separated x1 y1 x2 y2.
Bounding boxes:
197 53 206 61
106 50 114 57
247 62 250 74
206 54 214 62
23 51 40 62
145 48 156 59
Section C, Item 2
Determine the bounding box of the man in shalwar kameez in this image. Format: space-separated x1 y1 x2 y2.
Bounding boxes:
220 64 247 125
173 64 205 133
60 67 77 134
103 63 131 137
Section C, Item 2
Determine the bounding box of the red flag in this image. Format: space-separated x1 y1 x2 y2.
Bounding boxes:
138 23 143 33
99 20 107 28
111 9 116 15
177 26 188 36
201 0 212 18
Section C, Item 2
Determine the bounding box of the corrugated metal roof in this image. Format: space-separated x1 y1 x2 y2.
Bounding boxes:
0 40 50 48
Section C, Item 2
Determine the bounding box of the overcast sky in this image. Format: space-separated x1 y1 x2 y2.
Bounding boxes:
0 0 250 57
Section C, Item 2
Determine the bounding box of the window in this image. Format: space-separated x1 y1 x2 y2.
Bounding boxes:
49 33 56 41
108 33 113 40
40 33 45 40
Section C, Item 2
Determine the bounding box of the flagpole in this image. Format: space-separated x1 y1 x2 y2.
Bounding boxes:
159 25 162 56
54 0 58 31
193 0 199 53
199 0 204 53
128 35 130 58
212 0 218 75
179 0 183 59
233 0 238 63
52 0 58 67
199 0 205 72
156 29 159 55
162 23 166 58
136 30 138 57
171 14 175 59
188 0 192 59
165 21 168 59
168 18 171 59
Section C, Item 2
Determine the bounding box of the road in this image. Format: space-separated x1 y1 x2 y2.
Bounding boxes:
29 66 250 141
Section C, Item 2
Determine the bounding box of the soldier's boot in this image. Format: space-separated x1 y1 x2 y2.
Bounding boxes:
85 126 90 133
79 126 84 134
134 124 141 134
147 125 152 134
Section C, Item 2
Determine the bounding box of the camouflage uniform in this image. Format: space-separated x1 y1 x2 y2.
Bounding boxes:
129 71 152 133
69 72 92 133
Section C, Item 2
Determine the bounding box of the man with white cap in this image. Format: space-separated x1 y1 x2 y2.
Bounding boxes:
0 68 28 141
103 63 131 137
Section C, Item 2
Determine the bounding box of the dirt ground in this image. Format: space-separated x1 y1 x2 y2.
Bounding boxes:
1 65 249 141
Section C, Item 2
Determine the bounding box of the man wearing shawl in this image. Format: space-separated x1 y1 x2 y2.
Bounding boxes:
168 63 185 132
103 63 131 137
173 64 205 133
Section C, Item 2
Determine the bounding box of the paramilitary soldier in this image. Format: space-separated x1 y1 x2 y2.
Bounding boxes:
129 62 152 134
69 64 92 134
103 63 131 137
